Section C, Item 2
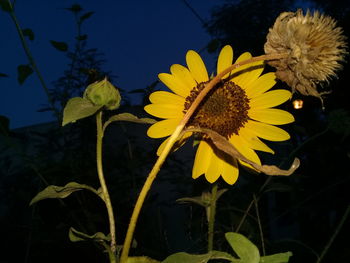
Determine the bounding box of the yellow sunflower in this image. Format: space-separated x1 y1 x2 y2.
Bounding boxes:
144 45 294 185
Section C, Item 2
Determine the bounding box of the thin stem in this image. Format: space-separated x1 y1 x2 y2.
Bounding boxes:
316 206 350 263
96 111 117 258
208 183 218 252
120 52 288 263
6 0 60 120
253 194 265 255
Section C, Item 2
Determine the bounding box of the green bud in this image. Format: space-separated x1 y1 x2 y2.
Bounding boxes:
83 77 121 110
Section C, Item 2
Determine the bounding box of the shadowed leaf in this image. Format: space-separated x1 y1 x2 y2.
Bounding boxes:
0 72 8 77
30 182 100 205
17 64 33 85
50 40 68 52
225 232 260 263
127 257 160 263
0 0 12 12
162 251 237 263
0 115 10 135
62 97 102 126
103 112 156 131
22 28 34 41
260 252 293 263
80 11 94 22
69 227 110 242
185 127 300 176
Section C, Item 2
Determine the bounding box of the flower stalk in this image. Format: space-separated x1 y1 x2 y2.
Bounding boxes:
120 52 289 263
208 183 218 252
96 111 117 261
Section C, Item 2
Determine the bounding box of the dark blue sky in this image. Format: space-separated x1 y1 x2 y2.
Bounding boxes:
1 0 220 129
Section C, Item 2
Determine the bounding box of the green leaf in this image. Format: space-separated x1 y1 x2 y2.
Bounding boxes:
0 72 9 77
62 97 102 126
22 28 34 41
103 112 156 131
225 232 260 263
80 11 94 22
69 227 110 242
29 182 100 206
50 40 68 52
162 251 236 263
17 64 33 85
260 252 293 263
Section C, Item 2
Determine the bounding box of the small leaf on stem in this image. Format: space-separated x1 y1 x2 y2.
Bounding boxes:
62 97 102 126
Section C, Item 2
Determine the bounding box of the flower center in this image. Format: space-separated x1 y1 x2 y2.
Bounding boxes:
184 80 250 138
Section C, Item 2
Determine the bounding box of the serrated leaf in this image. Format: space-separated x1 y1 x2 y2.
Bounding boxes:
260 252 293 263
69 227 110 242
225 232 260 263
103 112 156 131
0 72 9 77
80 11 94 22
62 97 102 126
30 182 100 205
162 251 237 263
17 64 33 85
50 40 68 52
22 28 34 41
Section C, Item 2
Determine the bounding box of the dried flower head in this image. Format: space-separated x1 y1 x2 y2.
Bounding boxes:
264 9 347 100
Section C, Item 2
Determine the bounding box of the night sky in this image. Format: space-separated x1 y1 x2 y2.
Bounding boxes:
1 0 219 129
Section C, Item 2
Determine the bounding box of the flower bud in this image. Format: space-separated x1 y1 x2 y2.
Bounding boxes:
83 77 121 110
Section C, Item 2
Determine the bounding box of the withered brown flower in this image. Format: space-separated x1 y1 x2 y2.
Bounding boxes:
264 9 347 100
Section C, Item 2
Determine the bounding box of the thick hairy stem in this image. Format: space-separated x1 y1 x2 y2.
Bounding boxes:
96 112 117 259
208 183 218 252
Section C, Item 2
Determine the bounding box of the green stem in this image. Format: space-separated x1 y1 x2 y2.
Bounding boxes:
120 52 288 263
208 183 218 252
6 0 60 120
96 111 117 259
316 206 350 263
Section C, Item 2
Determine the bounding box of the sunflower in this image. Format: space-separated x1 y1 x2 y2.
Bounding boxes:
144 45 294 184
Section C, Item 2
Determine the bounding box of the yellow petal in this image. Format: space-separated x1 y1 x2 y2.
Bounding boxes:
221 158 239 185
217 45 233 79
244 72 277 99
158 73 190 97
205 149 223 183
249 108 295 125
186 50 209 83
147 118 180 138
235 61 264 88
230 134 261 165
144 104 184 119
238 127 274 154
157 132 192 156
193 140 213 179
149 91 185 105
249 90 292 109
245 120 290 141
170 64 197 91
